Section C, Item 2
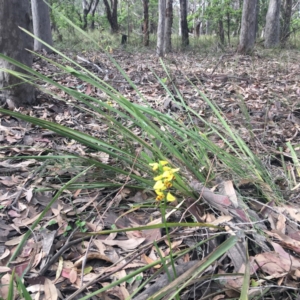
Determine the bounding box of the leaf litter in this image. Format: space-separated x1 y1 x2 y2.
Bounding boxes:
0 48 300 299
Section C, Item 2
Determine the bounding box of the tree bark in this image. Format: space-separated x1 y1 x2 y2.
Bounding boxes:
226 12 230 45
31 0 53 52
143 0 149 46
264 0 281 48
199 0 205 36
82 0 93 30
205 0 211 35
103 0 118 33
238 0 258 54
0 0 35 107
90 0 99 30
255 0 260 38
219 19 225 45
281 0 292 44
179 0 189 47
163 0 173 53
157 0 166 56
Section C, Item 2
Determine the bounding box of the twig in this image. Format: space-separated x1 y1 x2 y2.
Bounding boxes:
65 230 179 300
80 236 93 287
211 53 235 75
39 228 81 276
77 55 104 73
21 225 39 278
65 246 147 300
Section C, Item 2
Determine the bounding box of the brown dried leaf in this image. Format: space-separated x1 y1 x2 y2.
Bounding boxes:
44 278 58 300
276 214 286 234
0 273 16 299
103 238 145 251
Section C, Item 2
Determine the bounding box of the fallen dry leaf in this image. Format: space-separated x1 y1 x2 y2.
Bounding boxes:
102 238 145 251
44 278 58 300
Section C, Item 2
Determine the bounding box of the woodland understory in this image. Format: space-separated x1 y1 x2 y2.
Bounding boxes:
1 47 300 299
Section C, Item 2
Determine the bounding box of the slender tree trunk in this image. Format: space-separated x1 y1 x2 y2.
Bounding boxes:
264 0 281 48
163 0 173 53
179 0 189 47
111 0 118 33
234 0 242 36
103 0 119 33
219 19 225 45
238 0 258 54
178 13 182 36
205 0 211 35
192 0 197 37
143 0 149 46
281 0 292 44
0 0 35 107
227 13 230 45
196 22 201 37
82 0 93 30
90 0 99 30
255 0 260 38
83 9 88 29
31 0 53 52
157 0 166 56
199 0 205 36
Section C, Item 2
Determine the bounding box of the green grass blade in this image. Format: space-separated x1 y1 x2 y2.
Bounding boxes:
7 269 15 300
151 235 238 300
15 274 32 300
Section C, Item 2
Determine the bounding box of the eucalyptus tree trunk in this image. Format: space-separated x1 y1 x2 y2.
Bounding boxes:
0 0 35 107
103 0 119 33
281 0 292 44
219 19 225 45
238 0 258 54
179 0 189 47
226 12 230 45
157 0 166 56
255 0 260 38
205 0 211 35
82 0 92 30
163 0 173 53
143 0 149 46
199 0 205 36
31 0 53 52
264 0 281 48
90 0 100 30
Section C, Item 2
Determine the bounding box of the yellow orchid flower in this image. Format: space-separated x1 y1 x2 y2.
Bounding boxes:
154 169 179 181
166 192 176 202
153 174 164 181
163 166 179 173
155 189 164 195
161 170 176 181
155 190 164 201
164 181 173 188
162 166 171 171
153 180 166 191
149 161 179 202
149 161 169 171
156 194 164 201
149 162 159 171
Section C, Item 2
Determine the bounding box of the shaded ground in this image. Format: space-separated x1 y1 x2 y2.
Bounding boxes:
1 48 300 299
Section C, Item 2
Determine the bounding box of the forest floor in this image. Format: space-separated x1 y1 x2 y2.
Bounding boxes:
1 47 300 299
